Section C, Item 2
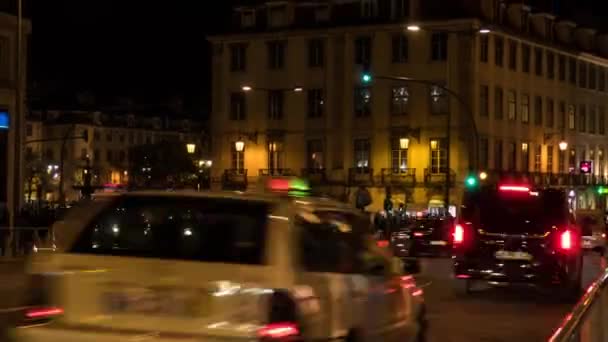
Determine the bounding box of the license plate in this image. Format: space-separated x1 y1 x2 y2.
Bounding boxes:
495 250 533 261
430 240 447 246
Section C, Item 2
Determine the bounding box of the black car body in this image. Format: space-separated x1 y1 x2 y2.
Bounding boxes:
392 216 454 257
453 186 583 296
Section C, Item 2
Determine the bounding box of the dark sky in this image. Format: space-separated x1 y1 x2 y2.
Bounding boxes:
23 0 608 113
29 0 232 112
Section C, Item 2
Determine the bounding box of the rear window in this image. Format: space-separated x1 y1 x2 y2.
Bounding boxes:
70 196 269 264
461 189 567 234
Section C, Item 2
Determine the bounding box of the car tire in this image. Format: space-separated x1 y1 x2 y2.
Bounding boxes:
452 279 471 295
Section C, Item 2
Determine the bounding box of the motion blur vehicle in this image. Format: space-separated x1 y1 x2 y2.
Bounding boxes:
576 209 606 255
453 184 583 299
392 215 454 258
15 183 425 342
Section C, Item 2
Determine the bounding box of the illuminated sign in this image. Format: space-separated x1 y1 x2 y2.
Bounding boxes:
0 111 8 129
580 161 593 174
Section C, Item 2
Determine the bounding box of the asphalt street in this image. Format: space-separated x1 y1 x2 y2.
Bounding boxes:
416 254 606 342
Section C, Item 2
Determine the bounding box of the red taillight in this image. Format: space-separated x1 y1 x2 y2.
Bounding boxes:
560 230 572 250
25 306 63 319
453 224 464 244
499 185 531 192
377 240 389 248
413 232 424 237
258 322 299 340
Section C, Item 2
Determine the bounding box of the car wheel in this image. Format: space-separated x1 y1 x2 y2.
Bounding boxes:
452 279 471 295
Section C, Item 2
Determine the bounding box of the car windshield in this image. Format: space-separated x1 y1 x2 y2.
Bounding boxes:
461 190 566 234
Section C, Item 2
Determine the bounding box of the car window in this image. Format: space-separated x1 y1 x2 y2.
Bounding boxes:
296 210 367 274
70 196 269 265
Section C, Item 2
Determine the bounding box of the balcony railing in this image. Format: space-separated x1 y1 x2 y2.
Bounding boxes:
486 170 608 187
348 167 373 186
381 168 416 186
301 168 327 185
424 168 456 187
259 168 295 177
222 169 247 190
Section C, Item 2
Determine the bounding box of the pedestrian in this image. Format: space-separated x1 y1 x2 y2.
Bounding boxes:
355 186 372 212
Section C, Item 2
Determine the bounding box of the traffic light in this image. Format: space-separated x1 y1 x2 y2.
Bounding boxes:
598 186 608 195
465 175 478 188
361 72 372 84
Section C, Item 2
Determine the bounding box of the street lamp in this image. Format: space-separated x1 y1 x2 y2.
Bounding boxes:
399 137 410 150
235 140 245 152
186 143 196 154
407 25 420 32
559 141 568 151
242 85 253 92
293 86 304 92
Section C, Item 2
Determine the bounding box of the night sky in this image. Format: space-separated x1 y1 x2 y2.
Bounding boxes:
19 0 608 115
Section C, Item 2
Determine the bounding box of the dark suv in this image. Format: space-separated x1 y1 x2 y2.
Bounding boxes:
392 216 454 257
452 185 583 298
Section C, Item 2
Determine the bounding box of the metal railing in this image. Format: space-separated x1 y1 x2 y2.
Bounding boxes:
550 266 608 341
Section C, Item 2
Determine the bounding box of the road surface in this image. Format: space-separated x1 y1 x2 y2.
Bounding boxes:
417 254 606 342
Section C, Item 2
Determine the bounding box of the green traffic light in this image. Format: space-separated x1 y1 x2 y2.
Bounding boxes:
465 176 477 187
361 73 372 83
598 187 608 195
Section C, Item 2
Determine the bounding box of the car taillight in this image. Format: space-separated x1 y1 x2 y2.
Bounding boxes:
453 224 464 244
258 322 299 340
377 240 389 248
560 230 572 250
24 306 63 320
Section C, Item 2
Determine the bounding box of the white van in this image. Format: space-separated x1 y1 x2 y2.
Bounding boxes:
15 191 426 342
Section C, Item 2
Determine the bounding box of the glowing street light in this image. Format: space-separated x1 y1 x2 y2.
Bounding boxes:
186 143 196 154
235 140 245 152
399 137 410 150
407 25 421 32
559 141 568 151
293 86 304 92
479 171 488 180
479 28 491 34
241 85 253 92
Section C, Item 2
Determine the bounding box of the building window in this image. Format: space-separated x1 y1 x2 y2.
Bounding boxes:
495 87 503 120
94 130 100 141
119 151 126 163
231 144 245 172
479 85 489 117
230 92 246 120
568 105 575 130
128 132 134 144
521 44 530 73
494 139 503 171
508 141 516 171
579 62 587 88
430 32 448 61
307 140 324 169
507 90 516 121
391 34 408 63
590 65 597 90
521 142 529 172
361 0 377 18
546 98 554 128
80 148 87 160
589 105 597 134
106 150 113 163
579 104 586 133
119 134 125 143
508 40 517 70
494 36 504 67
521 94 529 124
307 89 324 118
558 147 565 173
429 138 447 173
599 149 605 176
558 55 566 81
45 148 54 160
534 145 541 172
534 95 542 126
600 106 606 135
308 39 324 68
354 87 371 117
480 138 489 170
568 57 577 85
241 10 255 28
267 41 286 69
568 148 576 172
93 149 99 162
26 124 32 137
547 51 555 79
547 146 554 173
391 137 408 171
314 5 330 22
268 5 287 27
391 86 409 115
229 43 247 72
354 138 371 168
480 35 488 63
600 68 606 92
559 102 566 129
268 91 284 120
106 131 112 142
534 48 543 76
354 36 372 65
392 0 409 18
430 84 448 115
267 141 284 171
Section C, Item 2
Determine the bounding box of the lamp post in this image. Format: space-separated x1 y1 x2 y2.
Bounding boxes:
235 140 245 173
186 143 196 155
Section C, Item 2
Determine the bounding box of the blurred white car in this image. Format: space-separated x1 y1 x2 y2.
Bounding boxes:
15 187 425 342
